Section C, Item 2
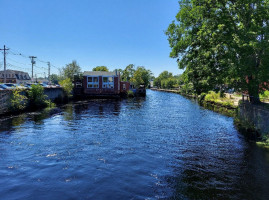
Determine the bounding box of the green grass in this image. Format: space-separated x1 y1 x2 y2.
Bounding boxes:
204 91 236 108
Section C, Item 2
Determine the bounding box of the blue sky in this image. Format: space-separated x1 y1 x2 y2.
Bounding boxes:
0 0 182 77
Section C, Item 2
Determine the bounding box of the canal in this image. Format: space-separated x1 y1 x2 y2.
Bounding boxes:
0 90 269 199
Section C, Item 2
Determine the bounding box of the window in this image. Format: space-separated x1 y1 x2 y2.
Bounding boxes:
87 76 99 88
123 84 126 90
102 76 114 88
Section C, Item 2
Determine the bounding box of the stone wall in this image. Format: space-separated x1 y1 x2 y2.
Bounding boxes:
238 102 269 135
0 88 65 115
0 90 12 115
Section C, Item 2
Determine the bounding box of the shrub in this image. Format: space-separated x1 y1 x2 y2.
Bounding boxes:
205 91 220 102
10 88 28 111
260 90 269 101
198 92 207 102
27 84 48 108
127 90 134 97
59 78 73 97
181 83 194 94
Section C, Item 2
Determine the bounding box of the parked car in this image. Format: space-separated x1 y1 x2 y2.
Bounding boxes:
39 83 49 88
24 83 39 88
0 85 5 90
0 83 16 90
14 84 27 89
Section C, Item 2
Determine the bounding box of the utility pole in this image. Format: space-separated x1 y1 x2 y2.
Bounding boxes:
0 45 9 83
47 62 50 82
29 56 37 80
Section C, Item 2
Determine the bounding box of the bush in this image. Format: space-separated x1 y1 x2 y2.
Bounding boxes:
181 83 194 94
59 78 73 97
205 91 220 101
27 84 48 108
127 90 134 97
198 92 207 102
10 88 28 111
260 90 269 101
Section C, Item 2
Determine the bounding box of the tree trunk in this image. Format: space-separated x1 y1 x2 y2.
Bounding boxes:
248 75 261 104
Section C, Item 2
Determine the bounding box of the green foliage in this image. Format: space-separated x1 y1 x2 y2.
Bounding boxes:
61 60 81 81
131 66 152 88
127 90 134 97
27 84 48 108
204 91 235 108
121 64 135 82
181 83 194 95
198 92 207 102
10 88 28 111
45 100 56 108
59 78 73 97
205 91 220 102
260 90 269 98
154 71 175 88
166 0 269 102
92 66 109 71
49 74 60 84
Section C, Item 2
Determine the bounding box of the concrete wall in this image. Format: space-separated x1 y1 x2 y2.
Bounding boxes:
0 90 12 115
0 88 65 115
44 88 65 101
238 102 269 135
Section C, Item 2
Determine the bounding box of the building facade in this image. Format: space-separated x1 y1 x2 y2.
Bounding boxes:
0 70 31 84
82 71 121 95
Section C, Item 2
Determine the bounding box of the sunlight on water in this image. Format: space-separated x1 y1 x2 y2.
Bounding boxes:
0 90 269 199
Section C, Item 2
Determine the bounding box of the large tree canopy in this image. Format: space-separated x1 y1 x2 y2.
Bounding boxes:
166 0 269 103
92 66 109 71
62 60 81 81
131 66 152 88
122 64 135 82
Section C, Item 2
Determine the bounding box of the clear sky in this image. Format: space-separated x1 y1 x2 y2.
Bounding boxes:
0 0 182 77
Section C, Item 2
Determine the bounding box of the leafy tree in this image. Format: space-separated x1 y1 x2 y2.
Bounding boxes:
49 74 60 84
62 60 81 81
154 71 174 88
166 0 269 103
122 64 135 81
92 66 109 71
131 66 152 88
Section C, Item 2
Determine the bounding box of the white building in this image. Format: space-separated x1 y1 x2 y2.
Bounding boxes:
0 70 31 84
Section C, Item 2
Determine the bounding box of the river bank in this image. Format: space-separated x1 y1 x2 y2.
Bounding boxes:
151 88 269 147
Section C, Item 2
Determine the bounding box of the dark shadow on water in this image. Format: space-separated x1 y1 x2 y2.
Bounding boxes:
164 144 269 200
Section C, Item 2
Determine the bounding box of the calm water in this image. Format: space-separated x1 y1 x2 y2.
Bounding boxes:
0 90 269 200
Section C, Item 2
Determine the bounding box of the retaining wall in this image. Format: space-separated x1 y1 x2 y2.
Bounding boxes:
44 88 65 101
238 102 269 135
0 88 65 115
0 90 12 115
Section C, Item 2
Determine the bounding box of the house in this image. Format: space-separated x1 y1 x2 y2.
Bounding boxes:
82 71 121 96
0 70 31 84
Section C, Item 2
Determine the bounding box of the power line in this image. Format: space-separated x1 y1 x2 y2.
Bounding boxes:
5 46 61 77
